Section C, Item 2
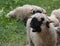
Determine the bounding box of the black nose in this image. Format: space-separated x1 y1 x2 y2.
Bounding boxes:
30 17 44 32
30 17 40 29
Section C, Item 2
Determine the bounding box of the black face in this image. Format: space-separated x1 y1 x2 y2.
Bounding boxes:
30 17 44 32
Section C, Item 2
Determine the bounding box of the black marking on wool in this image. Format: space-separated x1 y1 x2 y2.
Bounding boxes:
46 21 50 28
30 39 34 46
56 27 60 35
32 10 42 14
30 17 44 32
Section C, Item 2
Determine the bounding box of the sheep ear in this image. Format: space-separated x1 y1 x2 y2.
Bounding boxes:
46 18 54 28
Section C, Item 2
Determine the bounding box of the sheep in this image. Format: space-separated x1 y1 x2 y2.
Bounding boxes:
6 4 47 23
51 9 60 46
51 9 60 22
48 14 60 27
47 9 60 46
26 13 57 46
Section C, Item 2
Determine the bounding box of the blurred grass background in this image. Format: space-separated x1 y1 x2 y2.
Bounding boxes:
0 0 60 46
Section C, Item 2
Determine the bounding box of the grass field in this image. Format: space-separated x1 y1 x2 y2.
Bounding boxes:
0 0 60 46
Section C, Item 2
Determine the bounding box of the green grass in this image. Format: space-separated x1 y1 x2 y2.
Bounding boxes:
0 0 60 46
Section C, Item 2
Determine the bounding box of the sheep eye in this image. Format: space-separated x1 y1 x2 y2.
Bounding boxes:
33 11 36 14
41 18 44 21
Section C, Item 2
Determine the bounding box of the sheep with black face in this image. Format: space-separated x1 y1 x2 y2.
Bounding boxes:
6 4 46 23
26 13 57 46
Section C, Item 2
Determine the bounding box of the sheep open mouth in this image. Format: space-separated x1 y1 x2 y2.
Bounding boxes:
32 28 41 32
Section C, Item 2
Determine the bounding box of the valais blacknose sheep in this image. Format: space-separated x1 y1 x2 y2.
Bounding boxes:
26 13 57 46
50 9 60 46
6 5 46 22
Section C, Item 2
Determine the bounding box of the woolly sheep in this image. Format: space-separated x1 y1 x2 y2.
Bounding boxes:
51 9 60 46
51 9 60 22
48 14 59 27
26 13 57 46
48 9 60 46
6 4 47 22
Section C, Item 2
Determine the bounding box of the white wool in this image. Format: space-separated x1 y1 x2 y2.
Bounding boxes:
51 9 60 46
26 13 57 46
6 5 46 21
48 14 59 27
23 4 46 14
51 9 60 22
